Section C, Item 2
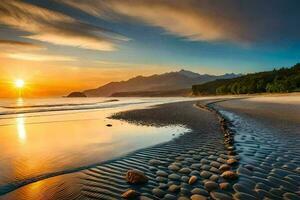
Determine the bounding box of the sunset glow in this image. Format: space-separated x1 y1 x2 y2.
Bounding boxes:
15 79 25 88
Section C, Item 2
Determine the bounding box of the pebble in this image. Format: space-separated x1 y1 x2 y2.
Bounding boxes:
191 194 208 200
164 194 177 200
219 182 230 190
200 171 212 178
210 192 232 200
221 171 238 180
168 173 181 180
226 158 238 165
181 175 189 182
219 164 230 172
209 174 219 181
125 169 148 184
188 175 198 185
191 163 202 170
233 192 257 200
209 167 220 174
210 161 221 168
122 189 137 198
204 181 218 191
156 170 168 177
168 184 180 193
149 159 162 166
152 188 166 198
168 164 180 171
179 167 192 174
156 176 168 182
191 188 209 196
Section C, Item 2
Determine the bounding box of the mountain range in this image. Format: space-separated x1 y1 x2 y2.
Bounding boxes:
68 70 240 97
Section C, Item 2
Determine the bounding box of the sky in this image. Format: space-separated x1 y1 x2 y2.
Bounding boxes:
1 0 300 97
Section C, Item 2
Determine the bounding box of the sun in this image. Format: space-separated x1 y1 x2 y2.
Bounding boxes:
15 79 25 88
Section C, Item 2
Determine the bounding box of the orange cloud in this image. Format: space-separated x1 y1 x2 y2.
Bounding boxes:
0 0 127 51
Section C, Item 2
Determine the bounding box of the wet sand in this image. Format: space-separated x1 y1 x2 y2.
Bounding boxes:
2 95 300 199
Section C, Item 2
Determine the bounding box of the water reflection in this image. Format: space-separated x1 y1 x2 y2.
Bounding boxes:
17 114 26 142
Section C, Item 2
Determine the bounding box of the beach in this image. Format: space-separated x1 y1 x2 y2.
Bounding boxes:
0 95 299 199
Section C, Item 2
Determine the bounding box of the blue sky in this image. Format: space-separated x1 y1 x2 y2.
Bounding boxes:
1 0 300 96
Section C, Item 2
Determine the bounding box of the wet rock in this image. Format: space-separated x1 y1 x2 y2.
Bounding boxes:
201 165 211 170
156 170 168 177
168 173 181 181
233 192 257 200
191 163 202 170
139 196 152 200
125 169 148 184
180 187 190 196
210 161 221 168
283 192 300 200
209 174 219 182
168 184 180 193
168 164 180 171
221 171 238 180
149 159 162 166
181 176 189 182
179 167 192 174
190 170 200 176
219 182 230 190
178 197 190 200
217 157 227 163
188 175 198 185
210 192 232 200
226 158 238 165
156 176 168 183
204 181 218 191
209 167 220 174
191 188 208 196
152 188 166 198
191 194 208 200
219 164 230 172
164 194 177 200
200 171 212 179
200 159 209 164
122 189 137 199
158 183 168 189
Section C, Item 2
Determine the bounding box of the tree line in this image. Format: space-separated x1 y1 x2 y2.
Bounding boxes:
192 63 300 95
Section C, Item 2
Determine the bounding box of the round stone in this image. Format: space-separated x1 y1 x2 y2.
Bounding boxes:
219 182 230 190
227 158 238 165
219 164 231 172
200 171 212 179
168 173 181 180
122 189 137 199
191 188 208 196
204 181 218 191
149 159 162 166
168 184 180 193
221 171 238 180
188 175 198 185
164 194 177 200
210 192 232 200
168 164 180 171
210 161 221 168
152 188 166 198
179 167 192 174
191 163 202 170
125 169 148 184
191 194 208 200
156 170 168 177
181 175 189 182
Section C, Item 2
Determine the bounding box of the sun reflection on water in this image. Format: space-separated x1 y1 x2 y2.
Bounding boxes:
17 114 26 142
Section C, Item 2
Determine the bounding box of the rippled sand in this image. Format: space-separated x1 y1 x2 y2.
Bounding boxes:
2 95 300 199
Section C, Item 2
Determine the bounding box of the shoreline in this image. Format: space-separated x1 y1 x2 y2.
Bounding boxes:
2 95 300 199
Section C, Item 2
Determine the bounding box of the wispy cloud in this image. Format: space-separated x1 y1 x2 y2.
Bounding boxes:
0 0 128 51
61 0 300 44
0 39 43 49
6 53 76 62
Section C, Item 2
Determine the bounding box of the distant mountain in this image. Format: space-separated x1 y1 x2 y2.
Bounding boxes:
75 69 240 97
111 89 192 97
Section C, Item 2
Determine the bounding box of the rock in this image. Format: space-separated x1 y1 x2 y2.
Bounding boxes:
156 176 168 182
181 175 189 182
179 167 192 174
191 163 202 170
168 164 180 171
152 188 166 198
200 171 212 179
204 181 218 191
158 183 168 189
209 167 220 174
168 173 181 180
164 194 177 200
226 158 238 165
210 192 232 200
219 164 231 172
106 124 112 127
139 196 152 200
149 159 161 166
188 175 198 185
156 170 168 177
125 169 148 184
190 170 200 176
191 188 208 196
178 197 190 200
122 189 137 198
233 192 257 200
210 161 221 168
221 171 238 180
67 92 87 97
209 174 219 182
168 184 180 193
191 194 208 200
219 182 230 190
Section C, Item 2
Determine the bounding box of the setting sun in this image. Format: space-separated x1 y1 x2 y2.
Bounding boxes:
15 79 25 88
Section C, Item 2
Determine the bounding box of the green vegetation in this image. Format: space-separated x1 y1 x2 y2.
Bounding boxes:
192 63 300 95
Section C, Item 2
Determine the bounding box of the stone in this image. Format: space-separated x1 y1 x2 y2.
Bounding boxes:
200 171 212 179
125 169 148 184
204 181 218 191
156 176 168 182
181 175 189 182
191 194 208 200
219 182 230 190
179 167 192 174
210 192 232 200
178 197 190 200
164 194 177 200
168 173 181 180
168 164 180 171
209 174 219 182
191 163 202 170
219 164 230 172
156 170 168 177
188 175 198 185
191 188 208 196
152 188 166 198
168 184 180 193
122 189 137 198
227 158 238 165
209 167 220 174
221 171 238 180
149 159 162 166
210 161 221 168
158 183 168 189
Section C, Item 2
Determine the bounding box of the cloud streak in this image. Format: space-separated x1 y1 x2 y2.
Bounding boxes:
61 0 300 44
0 0 127 51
